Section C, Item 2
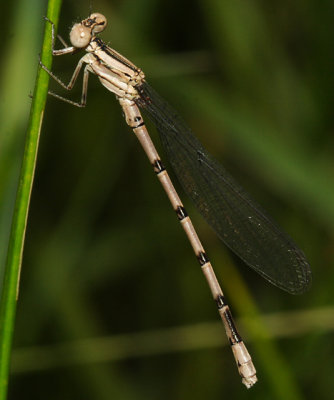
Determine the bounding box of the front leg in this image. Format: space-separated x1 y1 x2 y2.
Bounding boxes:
44 16 76 56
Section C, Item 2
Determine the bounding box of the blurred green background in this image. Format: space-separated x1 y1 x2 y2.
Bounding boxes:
1 0 334 399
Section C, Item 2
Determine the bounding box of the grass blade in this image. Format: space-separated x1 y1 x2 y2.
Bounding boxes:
0 0 62 397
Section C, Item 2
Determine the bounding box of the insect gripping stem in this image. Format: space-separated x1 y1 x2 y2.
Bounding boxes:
41 10 310 388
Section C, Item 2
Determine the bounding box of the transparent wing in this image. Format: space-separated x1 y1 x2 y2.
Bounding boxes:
135 82 311 294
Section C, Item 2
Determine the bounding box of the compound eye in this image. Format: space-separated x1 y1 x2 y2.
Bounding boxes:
89 13 107 34
70 23 92 48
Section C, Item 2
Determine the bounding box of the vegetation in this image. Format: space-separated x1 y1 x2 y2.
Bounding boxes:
0 0 333 398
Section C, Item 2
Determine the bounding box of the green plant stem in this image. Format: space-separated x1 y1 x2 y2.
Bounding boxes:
0 0 62 397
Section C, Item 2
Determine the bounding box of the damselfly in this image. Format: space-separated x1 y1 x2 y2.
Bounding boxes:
40 12 312 388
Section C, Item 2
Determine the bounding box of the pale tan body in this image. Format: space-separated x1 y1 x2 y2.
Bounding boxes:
40 13 257 387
